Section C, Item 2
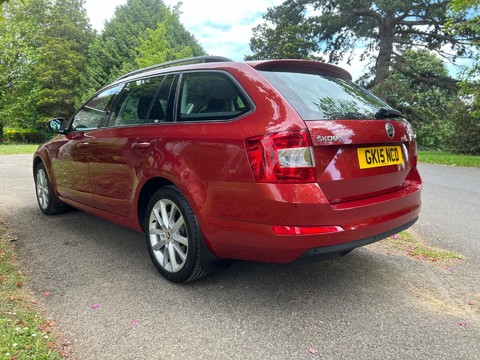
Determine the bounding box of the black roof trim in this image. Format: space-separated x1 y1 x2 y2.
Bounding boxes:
116 56 234 81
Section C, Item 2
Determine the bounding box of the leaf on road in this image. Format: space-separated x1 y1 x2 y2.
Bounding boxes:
467 300 475 306
444 266 453 272
390 234 399 239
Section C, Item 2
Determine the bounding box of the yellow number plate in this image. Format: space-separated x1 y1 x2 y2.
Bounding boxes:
357 146 403 169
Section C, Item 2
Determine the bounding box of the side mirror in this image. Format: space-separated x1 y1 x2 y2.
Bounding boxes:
46 118 66 134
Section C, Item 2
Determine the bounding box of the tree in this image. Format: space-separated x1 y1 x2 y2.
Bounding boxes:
0 0 93 136
36 0 94 118
373 49 459 149
249 0 478 88
449 0 480 113
83 0 205 96
135 8 201 68
0 0 47 131
247 3 322 60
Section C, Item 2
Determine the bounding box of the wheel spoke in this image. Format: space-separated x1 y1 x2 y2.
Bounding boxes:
170 215 184 234
152 208 163 229
162 243 170 268
168 243 178 272
160 201 170 229
169 206 178 226
152 239 166 252
172 233 188 246
172 242 187 262
150 228 165 236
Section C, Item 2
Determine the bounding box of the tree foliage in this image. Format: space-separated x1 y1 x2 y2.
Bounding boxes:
83 0 205 95
0 0 47 129
449 0 480 113
373 49 479 154
36 0 94 118
135 9 197 68
249 0 478 87
0 0 205 138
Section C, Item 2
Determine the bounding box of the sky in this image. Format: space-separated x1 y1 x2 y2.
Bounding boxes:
83 0 370 80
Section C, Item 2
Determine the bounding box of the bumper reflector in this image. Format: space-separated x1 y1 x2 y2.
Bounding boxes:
272 225 344 236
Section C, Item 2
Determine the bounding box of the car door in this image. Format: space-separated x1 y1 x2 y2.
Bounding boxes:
88 75 175 216
51 85 121 206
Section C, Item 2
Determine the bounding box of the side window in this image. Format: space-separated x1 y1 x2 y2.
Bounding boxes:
72 85 120 131
177 72 251 122
110 76 164 126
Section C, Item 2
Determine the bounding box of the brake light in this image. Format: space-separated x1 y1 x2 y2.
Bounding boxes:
246 130 316 183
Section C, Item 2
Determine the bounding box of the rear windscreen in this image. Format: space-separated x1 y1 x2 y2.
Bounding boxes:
260 71 389 120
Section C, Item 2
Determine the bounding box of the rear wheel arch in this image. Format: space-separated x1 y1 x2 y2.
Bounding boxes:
137 177 175 229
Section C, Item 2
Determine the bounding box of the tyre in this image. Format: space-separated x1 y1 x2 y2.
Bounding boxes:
34 163 67 215
145 186 208 283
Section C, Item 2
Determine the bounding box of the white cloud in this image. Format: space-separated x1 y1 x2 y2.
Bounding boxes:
84 0 126 32
84 0 283 60
163 0 284 60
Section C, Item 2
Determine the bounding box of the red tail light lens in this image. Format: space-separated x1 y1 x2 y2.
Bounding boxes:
272 225 344 236
246 130 316 183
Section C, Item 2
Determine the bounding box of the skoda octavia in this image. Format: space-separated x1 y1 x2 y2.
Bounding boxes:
33 56 422 283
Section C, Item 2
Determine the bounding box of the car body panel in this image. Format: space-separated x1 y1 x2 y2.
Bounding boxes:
33 58 422 266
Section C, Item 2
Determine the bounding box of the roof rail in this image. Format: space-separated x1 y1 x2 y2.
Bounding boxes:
116 56 234 81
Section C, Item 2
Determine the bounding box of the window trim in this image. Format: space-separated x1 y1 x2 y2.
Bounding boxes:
172 70 255 124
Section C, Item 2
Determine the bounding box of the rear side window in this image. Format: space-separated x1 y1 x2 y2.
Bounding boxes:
177 72 251 122
260 71 388 120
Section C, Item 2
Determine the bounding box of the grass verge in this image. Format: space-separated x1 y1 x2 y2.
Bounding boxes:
383 231 463 263
0 144 39 155
0 222 67 359
418 150 480 168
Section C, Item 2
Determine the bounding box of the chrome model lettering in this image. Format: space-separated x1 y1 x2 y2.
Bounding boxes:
316 135 343 142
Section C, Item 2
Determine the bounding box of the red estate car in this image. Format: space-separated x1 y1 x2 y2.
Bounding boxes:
33 56 422 283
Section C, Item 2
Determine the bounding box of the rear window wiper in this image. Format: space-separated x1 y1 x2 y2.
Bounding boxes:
375 107 406 119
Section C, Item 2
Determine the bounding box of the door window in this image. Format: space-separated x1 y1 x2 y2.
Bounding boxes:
110 76 164 126
72 85 120 131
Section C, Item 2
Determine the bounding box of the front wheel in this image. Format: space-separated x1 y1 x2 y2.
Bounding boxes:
34 163 67 215
145 186 208 283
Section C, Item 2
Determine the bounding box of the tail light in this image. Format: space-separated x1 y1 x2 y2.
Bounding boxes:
246 130 316 183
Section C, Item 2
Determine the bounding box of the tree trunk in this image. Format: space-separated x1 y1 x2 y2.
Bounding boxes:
374 15 395 98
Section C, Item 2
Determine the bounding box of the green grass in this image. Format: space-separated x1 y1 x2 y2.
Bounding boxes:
0 223 66 359
418 150 480 168
0 144 39 155
386 231 463 263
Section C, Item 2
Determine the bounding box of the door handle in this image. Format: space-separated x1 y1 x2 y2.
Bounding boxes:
77 142 90 148
132 142 151 149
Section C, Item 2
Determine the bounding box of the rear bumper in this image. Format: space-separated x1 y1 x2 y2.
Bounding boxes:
296 216 418 261
196 181 421 263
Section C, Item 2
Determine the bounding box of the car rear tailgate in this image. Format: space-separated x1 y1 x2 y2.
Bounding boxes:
306 119 418 203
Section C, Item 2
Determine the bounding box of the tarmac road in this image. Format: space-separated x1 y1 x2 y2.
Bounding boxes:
0 154 479 359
